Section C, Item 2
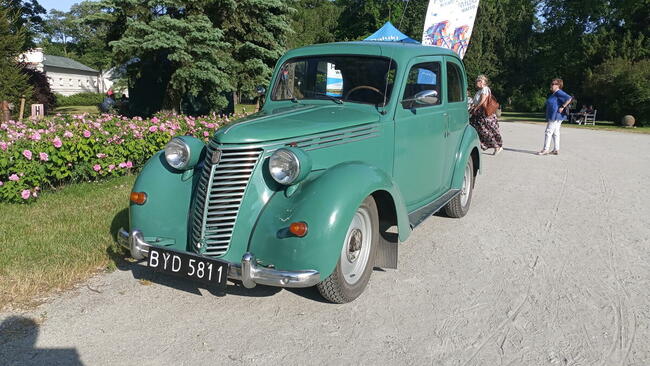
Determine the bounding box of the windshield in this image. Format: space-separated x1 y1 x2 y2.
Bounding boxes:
271 56 397 105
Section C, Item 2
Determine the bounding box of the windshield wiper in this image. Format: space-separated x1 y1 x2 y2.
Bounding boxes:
305 91 344 104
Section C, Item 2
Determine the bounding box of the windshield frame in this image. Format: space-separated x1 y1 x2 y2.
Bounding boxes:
270 54 399 107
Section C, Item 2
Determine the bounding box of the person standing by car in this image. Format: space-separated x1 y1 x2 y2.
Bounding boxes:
469 74 503 155
538 78 573 155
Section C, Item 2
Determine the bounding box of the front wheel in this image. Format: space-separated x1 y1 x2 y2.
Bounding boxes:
317 196 378 303
444 157 474 218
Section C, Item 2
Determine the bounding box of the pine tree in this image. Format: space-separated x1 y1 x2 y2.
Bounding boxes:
106 1 233 115
0 7 33 109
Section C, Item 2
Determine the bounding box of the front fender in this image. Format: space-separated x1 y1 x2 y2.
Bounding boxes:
451 125 481 190
129 150 204 251
248 162 410 280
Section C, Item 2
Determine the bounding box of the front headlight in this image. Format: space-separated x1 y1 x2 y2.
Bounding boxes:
164 137 191 170
269 148 300 185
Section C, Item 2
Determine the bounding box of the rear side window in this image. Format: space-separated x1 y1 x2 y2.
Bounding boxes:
401 62 441 108
446 62 464 103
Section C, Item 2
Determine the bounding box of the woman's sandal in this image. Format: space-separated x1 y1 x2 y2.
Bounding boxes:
537 149 549 155
493 147 503 155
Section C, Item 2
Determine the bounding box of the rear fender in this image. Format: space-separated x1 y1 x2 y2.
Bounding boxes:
451 125 481 189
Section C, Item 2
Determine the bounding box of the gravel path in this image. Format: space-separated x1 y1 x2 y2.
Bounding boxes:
2 122 649 366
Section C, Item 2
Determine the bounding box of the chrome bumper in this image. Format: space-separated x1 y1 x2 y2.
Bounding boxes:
117 228 320 289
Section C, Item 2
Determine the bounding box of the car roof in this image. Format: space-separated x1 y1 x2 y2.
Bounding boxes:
283 41 460 65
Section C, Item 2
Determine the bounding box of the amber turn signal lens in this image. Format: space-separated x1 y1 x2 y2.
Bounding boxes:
130 192 147 205
289 222 308 237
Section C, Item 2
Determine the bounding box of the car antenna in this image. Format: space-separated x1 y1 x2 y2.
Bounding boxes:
381 0 412 112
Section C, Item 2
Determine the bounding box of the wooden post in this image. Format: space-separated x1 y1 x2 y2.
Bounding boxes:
19 95 26 121
1 100 10 122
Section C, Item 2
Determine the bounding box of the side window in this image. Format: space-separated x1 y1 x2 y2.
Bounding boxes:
446 62 464 103
401 62 441 109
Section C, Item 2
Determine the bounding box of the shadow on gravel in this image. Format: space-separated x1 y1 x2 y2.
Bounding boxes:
0 317 83 365
503 147 538 155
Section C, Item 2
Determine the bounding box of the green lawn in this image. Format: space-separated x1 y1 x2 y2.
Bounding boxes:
235 103 257 115
0 175 134 310
53 105 100 114
500 111 650 134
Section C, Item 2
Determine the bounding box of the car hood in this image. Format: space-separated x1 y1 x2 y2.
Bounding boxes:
214 104 381 144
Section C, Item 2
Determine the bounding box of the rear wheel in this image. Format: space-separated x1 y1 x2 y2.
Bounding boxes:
317 196 378 303
444 157 474 218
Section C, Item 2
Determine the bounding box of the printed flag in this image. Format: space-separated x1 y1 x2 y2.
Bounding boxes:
421 0 480 59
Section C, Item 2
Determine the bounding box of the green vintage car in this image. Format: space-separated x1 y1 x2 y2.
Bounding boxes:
118 42 481 303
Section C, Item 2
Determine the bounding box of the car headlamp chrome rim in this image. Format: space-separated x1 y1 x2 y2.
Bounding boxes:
269 148 300 185
164 137 191 170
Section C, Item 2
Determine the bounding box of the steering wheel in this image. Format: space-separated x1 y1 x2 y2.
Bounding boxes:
344 85 385 100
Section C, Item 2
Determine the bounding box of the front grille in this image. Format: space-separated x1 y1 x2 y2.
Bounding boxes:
191 145 263 257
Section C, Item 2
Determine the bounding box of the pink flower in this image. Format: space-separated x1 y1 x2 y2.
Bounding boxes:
30 132 41 141
53 136 62 148
96 153 107 158
63 131 73 138
32 191 38 198
118 162 127 168
0 141 7 151
9 174 18 181
93 164 101 172
83 130 91 138
22 150 32 160
151 117 160 123
0 181 3 186
39 152 49 161
148 126 158 132
21 190 30 200
206 123 215 129
108 164 115 171
125 161 133 168
203 131 209 137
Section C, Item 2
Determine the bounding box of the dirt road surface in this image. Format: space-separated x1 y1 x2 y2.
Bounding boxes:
2 122 649 365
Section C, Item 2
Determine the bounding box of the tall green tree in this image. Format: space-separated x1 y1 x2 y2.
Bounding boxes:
289 0 341 49
1 0 45 50
0 6 33 107
335 0 429 41
208 0 296 104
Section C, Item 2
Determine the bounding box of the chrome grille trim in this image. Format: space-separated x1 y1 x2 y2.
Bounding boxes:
191 146 263 257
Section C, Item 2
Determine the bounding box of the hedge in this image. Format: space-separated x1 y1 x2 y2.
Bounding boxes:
0 112 244 203
55 92 105 107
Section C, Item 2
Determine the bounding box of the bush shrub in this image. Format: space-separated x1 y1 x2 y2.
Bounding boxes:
55 92 105 107
585 58 650 125
0 112 245 203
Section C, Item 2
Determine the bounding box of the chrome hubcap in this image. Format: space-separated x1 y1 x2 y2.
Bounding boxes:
460 163 471 207
340 207 372 285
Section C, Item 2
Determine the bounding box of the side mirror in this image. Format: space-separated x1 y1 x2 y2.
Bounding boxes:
401 89 439 109
413 90 438 105
256 85 266 96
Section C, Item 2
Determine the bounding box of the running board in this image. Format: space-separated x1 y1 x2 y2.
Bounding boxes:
408 189 461 228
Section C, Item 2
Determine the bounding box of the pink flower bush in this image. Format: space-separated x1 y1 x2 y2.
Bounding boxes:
0 111 248 203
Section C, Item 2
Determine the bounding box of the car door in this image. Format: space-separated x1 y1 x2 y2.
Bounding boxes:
444 58 470 181
393 56 448 210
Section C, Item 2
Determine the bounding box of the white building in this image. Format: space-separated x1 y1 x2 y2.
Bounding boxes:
20 48 102 96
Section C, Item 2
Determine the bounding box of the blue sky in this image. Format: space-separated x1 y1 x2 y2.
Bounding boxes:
38 0 82 12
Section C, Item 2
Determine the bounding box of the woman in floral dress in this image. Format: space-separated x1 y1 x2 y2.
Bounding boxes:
469 75 503 155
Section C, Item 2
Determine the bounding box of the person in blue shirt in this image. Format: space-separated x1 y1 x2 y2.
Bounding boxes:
538 78 573 155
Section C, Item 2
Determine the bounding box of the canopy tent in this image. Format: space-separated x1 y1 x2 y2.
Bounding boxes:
364 22 419 44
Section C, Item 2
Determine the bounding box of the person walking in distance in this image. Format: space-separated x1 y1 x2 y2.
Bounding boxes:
538 78 573 155
469 75 503 155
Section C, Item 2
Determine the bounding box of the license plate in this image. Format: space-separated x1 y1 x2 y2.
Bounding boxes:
147 246 228 288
